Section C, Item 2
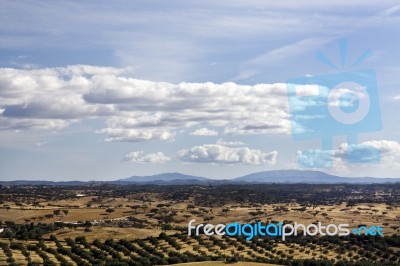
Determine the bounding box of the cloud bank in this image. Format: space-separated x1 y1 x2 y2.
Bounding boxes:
297 140 400 168
178 144 278 165
122 151 171 163
0 66 291 142
190 127 219 136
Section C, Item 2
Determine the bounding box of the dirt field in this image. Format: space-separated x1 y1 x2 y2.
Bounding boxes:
1 184 399 264
2 201 398 236
174 262 279 266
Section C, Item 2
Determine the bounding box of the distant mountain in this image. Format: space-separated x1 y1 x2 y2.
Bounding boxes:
232 170 400 184
1 170 399 186
115 170 400 184
116 172 209 183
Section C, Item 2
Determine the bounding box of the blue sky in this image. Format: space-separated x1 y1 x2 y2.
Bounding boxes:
1 1 400 180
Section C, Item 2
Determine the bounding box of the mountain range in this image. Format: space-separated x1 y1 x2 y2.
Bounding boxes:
1 170 400 185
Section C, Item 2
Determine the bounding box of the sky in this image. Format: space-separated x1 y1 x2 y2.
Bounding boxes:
1 1 400 181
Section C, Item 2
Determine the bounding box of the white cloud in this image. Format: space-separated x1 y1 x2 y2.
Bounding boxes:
190 127 219 136
327 85 368 107
297 140 400 168
98 128 175 142
356 140 400 157
122 151 171 163
394 95 400 100
178 144 278 165
0 66 124 130
294 85 320 97
0 66 291 141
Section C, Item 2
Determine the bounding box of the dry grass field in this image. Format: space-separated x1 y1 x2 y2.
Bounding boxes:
1 200 399 236
174 262 279 265
0 183 399 265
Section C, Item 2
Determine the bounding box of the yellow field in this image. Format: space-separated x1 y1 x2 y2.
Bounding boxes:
1 184 399 264
174 262 279 266
2 200 399 236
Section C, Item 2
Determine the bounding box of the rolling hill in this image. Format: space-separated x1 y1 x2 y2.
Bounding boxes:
1 170 399 185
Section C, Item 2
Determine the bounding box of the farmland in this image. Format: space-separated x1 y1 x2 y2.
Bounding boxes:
0 183 399 265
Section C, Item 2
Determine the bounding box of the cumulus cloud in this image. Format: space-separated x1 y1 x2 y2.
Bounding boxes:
0 65 122 130
327 85 368 108
0 66 291 141
353 140 400 158
394 95 400 101
190 127 219 136
178 144 278 165
98 128 175 142
297 140 400 168
122 151 171 163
